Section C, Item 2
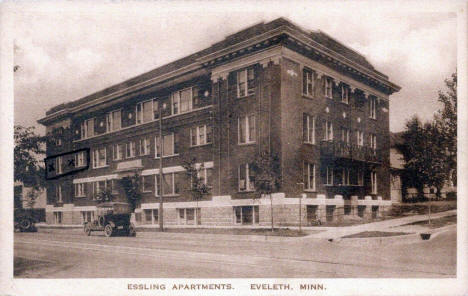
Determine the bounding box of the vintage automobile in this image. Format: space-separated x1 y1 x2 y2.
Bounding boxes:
83 202 136 237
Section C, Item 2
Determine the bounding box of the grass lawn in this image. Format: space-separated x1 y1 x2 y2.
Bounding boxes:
401 215 457 229
138 227 315 237
386 200 457 217
342 231 411 239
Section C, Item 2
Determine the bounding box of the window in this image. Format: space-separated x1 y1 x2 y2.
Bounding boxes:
142 175 153 192
303 162 316 191
344 205 352 215
139 138 151 156
350 168 364 186
191 125 212 146
341 168 350 185
369 134 377 151
54 212 63 224
106 110 121 132
237 67 255 97
56 138 62 146
111 179 118 194
341 127 350 144
81 211 94 223
92 180 107 198
155 133 177 158
371 171 378 194
326 166 334 185
326 205 335 222
125 141 136 158
369 96 377 119
56 184 62 202
155 173 180 196
80 118 95 139
341 84 350 104
195 168 213 188
113 143 124 160
172 88 192 115
75 151 87 167
238 115 256 144
178 208 201 225
239 163 255 192
92 147 107 168
306 205 318 224
234 206 259 225
303 114 315 144
303 68 314 96
357 130 364 147
55 156 63 174
74 183 86 197
324 120 333 141
324 77 333 98
143 209 158 224
136 100 154 124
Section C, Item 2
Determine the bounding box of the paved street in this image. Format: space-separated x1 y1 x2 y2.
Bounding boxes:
14 224 456 278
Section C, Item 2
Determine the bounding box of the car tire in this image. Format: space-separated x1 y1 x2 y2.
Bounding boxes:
19 218 32 232
104 224 113 237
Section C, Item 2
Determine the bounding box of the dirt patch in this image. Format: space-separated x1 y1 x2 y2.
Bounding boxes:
342 231 411 239
400 215 457 229
14 257 55 276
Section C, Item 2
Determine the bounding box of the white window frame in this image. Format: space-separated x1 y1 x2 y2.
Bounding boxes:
303 162 316 191
238 114 256 144
341 127 350 144
143 209 159 225
342 168 351 185
191 125 212 146
56 156 63 174
369 96 377 119
371 171 378 194
341 84 349 104
75 151 86 167
237 68 255 98
238 163 255 192
177 208 200 225
142 175 153 193
326 166 334 186
140 137 151 156
106 109 122 132
54 211 63 224
369 134 377 151
74 183 86 197
357 130 364 147
92 180 108 199
125 141 136 159
171 87 193 115
324 120 333 141
81 118 94 139
303 114 316 144
113 143 124 160
155 172 179 196
92 147 107 168
81 211 94 224
56 184 62 202
155 133 177 158
136 99 154 125
324 77 333 98
303 69 314 96
233 205 259 225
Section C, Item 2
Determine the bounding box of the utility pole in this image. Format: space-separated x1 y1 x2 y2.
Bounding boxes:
159 102 165 232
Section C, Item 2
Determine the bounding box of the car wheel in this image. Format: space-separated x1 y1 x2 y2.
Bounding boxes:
104 224 113 237
19 218 32 232
84 224 92 236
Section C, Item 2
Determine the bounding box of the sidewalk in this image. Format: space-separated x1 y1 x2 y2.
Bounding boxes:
305 209 456 239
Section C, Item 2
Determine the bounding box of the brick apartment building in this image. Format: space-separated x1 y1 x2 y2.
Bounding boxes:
38 18 400 227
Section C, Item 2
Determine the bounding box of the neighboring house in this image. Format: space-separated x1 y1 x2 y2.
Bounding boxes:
14 181 46 222
390 132 456 202
38 18 400 226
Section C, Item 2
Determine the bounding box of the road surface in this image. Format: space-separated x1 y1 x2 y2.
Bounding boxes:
14 228 456 278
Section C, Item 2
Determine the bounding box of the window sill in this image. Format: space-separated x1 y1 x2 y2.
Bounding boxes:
155 154 179 159
155 194 180 197
190 143 212 148
369 117 377 121
238 190 255 193
238 142 256 146
74 196 86 198
93 165 109 169
303 142 316 146
304 190 316 193
302 94 315 100
339 101 349 106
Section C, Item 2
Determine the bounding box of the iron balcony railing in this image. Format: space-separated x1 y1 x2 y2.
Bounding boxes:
319 140 382 163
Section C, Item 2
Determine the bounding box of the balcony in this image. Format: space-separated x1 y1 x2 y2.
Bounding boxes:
320 141 381 163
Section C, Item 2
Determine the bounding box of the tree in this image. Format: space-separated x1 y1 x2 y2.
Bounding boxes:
182 157 211 225
14 125 46 209
119 173 141 212
435 71 457 186
398 116 447 200
251 150 281 231
95 188 114 203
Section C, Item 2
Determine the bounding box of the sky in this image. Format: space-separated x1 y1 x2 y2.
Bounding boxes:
11 1 459 134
